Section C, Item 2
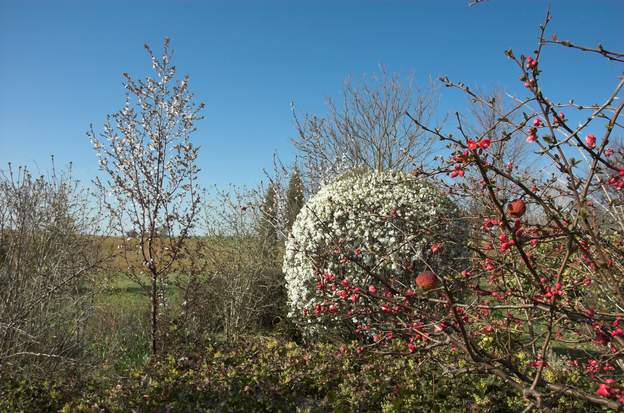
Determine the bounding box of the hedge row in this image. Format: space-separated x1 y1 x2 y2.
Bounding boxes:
1 336 604 412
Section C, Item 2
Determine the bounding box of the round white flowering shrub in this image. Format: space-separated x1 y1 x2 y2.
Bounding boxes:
283 170 467 329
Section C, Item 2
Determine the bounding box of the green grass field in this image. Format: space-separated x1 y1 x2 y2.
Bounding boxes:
85 272 191 372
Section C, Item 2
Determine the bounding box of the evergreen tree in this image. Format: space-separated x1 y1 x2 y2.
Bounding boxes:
258 183 278 258
285 167 305 233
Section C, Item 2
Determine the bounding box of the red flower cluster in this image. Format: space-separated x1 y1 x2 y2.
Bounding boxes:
552 111 565 126
526 126 538 143
467 138 492 151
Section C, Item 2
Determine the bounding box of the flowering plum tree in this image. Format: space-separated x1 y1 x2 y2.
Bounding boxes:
89 39 203 356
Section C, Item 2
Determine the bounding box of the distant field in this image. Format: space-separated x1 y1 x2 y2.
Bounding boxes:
94 236 198 273
94 235 282 273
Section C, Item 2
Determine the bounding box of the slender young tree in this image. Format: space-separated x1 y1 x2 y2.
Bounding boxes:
88 38 204 356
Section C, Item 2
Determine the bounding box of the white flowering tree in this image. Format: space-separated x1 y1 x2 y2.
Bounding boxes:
283 170 467 335
88 38 203 355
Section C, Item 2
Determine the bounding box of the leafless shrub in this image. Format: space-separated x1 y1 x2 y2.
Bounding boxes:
292 69 438 192
0 162 103 373
178 187 286 340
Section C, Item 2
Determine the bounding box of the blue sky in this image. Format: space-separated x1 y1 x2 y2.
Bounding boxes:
0 0 622 188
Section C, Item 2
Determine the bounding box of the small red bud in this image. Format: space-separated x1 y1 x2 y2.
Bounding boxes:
507 199 526 218
586 134 597 148
416 271 440 291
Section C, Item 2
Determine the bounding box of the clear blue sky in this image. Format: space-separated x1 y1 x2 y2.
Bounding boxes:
1 0 622 188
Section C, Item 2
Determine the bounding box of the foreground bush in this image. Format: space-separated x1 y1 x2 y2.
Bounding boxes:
285 11 624 410
0 336 605 413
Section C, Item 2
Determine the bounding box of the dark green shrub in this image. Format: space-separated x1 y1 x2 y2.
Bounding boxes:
1 336 608 412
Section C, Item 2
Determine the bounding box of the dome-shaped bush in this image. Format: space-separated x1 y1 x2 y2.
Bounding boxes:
283 170 467 326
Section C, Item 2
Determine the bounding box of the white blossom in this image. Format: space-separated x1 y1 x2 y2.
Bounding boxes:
283 170 467 327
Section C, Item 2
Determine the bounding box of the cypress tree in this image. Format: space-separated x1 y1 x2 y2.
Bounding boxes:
285 167 305 233
258 183 278 258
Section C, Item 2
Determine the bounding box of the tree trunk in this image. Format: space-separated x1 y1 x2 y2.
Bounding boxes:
151 271 158 355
